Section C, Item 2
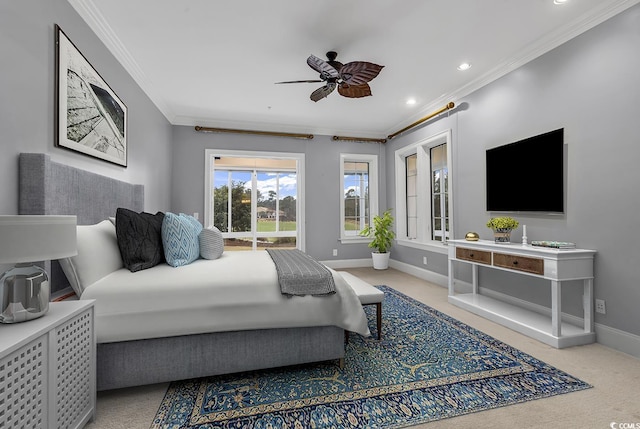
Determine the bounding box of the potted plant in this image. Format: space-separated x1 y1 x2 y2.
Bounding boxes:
486 216 519 243
360 209 395 269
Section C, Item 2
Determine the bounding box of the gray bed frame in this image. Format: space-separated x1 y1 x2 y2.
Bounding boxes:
18 153 344 391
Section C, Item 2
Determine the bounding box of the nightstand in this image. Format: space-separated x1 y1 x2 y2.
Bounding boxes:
0 300 95 429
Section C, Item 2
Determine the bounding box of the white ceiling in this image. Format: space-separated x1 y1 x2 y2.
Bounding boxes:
69 0 638 139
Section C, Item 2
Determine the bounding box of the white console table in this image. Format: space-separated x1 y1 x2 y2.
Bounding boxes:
447 239 596 348
0 300 95 429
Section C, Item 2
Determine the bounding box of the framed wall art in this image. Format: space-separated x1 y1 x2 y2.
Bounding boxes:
55 24 127 167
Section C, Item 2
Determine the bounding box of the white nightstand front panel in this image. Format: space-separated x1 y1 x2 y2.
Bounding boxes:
0 337 47 429
0 300 95 429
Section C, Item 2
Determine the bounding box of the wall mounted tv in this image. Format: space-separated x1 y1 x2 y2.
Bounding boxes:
486 128 564 213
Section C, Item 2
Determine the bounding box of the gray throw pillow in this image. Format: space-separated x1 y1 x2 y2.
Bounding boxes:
199 226 224 260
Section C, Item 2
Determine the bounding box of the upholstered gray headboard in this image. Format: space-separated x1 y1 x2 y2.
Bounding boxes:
18 153 144 293
19 153 144 224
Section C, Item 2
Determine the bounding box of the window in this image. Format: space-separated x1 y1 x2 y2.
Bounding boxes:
340 154 378 242
406 154 418 239
394 130 452 253
430 143 448 242
205 150 305 251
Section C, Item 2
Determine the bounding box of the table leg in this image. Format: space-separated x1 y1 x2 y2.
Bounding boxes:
472 264 479 295
583 278 594 333
551 280 562 337
448 258 454 295
376 302 382 340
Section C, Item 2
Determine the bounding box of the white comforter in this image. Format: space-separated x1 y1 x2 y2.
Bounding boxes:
81 251 370 343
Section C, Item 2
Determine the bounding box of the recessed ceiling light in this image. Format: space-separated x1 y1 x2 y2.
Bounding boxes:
457 62 471 71
553 0 569 4
406 98 417 105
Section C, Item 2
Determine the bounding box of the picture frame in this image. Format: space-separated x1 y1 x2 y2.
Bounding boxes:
55 24 127 167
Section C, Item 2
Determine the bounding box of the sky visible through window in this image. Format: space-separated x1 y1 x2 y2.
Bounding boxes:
213 172 363 199
343 173 366 197
214 172 298 199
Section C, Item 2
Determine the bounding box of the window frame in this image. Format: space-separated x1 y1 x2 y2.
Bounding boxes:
339 153 379 243
204 149 305 251
394 129 452 254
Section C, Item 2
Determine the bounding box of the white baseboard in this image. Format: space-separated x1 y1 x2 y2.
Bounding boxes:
321 258 449 288
320 258 372 269
594 323 640 359
388 259 449 288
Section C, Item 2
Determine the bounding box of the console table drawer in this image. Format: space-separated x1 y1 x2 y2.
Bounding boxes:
493 253 544 275
456 247 491 264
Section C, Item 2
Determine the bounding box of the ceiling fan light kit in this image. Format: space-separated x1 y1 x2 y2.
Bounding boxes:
276 51 384 102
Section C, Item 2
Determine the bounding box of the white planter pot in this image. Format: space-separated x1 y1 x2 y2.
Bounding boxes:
371 252 390 270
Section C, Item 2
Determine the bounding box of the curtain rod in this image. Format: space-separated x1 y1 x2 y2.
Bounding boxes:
195 102 455 142
332 135 388 144
387 102 455 140
195 126 314 140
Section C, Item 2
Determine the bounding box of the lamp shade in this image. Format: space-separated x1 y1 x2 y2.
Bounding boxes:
0 215 77 263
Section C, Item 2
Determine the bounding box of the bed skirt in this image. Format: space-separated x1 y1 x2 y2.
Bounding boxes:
97 326 345 390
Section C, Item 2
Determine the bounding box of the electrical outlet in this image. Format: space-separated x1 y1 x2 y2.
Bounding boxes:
193 212 199 220
595 299 606 314
332 249 338 257
423 256 428 265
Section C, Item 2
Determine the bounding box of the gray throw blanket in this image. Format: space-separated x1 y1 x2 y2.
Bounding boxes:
266 249 336 297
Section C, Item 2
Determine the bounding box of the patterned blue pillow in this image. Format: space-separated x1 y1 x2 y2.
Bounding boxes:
161 213 203 267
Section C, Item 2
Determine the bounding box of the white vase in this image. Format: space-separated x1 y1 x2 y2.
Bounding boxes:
371 252 390 270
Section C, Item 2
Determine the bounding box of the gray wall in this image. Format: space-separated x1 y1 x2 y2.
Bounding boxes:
4 0 638 348
170 126 385 261
386 4 640 337
0 0 173 216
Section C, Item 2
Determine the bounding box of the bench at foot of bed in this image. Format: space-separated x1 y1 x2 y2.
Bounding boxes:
338 271 384 340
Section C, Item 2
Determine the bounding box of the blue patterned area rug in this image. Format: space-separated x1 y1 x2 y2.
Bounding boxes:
151 286 590 428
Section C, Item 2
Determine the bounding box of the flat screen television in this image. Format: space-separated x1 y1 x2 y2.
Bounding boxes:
486 128 564 213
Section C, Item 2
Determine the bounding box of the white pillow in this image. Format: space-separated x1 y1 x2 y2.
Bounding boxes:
200 226 224 260
59 220 123 296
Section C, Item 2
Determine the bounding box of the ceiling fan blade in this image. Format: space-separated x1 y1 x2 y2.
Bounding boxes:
340 62 384 85
338 83 372 98
307 54 340 80
275 80 324 84
310 82 337 102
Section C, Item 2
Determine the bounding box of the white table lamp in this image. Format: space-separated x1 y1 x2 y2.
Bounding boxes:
0 215 77 323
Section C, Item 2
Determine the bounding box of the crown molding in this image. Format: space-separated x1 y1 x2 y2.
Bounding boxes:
69 0 639 134
67 0 177 123
385 0 640 136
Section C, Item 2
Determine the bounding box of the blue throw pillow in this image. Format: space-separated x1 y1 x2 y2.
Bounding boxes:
162 213 203 267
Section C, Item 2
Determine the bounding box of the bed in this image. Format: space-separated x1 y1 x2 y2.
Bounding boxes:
18 153 369 390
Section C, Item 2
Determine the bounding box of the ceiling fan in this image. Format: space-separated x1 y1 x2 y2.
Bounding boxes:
276 51 384 102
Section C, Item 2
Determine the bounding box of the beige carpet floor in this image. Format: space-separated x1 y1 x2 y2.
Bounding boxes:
86 268 640 429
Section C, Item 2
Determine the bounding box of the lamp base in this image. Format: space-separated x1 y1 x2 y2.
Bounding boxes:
0 263 50 323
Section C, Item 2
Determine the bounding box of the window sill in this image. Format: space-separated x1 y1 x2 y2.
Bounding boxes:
339 237 371 245
395 239 449 255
